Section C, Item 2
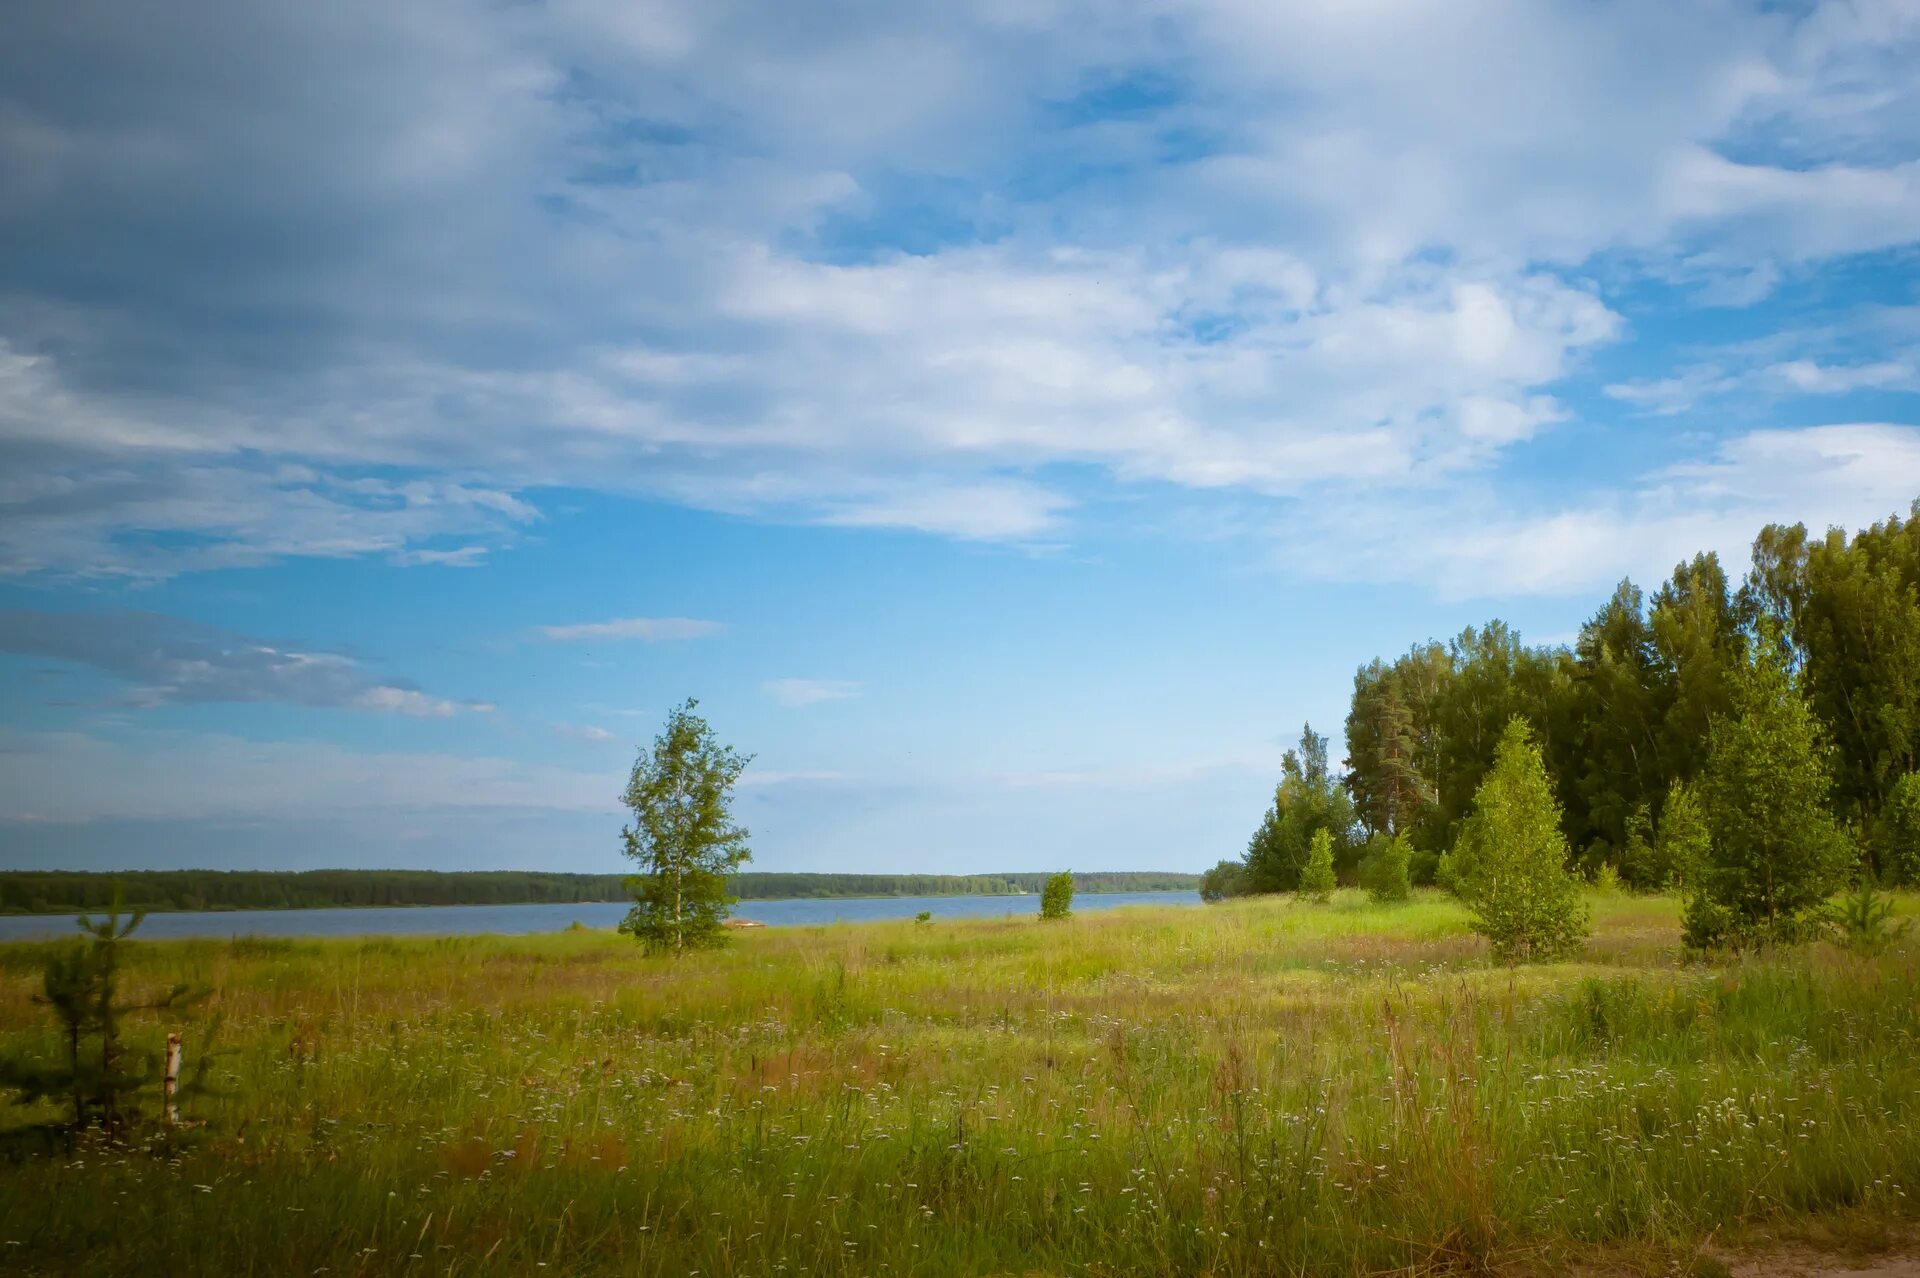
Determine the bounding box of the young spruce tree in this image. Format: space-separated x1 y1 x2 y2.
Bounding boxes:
1450 717 1589 964
1686 630 1851 949
619 699 753 954
1360 832 1413 904
1298 829 1337 903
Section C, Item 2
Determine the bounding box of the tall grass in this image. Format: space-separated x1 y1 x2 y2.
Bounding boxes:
0 891 1914 1275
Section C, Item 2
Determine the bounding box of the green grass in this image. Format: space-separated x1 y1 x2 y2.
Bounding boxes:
0 890 1916 1275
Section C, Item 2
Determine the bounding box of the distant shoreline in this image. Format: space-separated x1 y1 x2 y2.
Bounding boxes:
0 889 1214 917
0 868 1200 916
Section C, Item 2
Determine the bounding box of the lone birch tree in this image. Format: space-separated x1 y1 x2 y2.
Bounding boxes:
619 699 753 954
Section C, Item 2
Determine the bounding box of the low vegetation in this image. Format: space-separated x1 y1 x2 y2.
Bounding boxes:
1 892 1915 1275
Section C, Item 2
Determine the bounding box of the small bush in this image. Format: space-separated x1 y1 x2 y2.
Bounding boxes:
1838 878 1909 956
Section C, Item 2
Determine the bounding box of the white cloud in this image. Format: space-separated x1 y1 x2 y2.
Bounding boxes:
555 722 617 743
0 0 1917 579
1302 423 1920 600
538 616 724 642
0 609 480 716
816 480 1070 540
0 729 617 823
763 678 862 708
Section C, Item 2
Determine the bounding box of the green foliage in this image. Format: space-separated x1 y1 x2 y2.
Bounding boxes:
1344 662 1428 837
1774 511 1920 826
1871 772 1920 887
0 893 208 1139
1358 833 1413 904
618 699 754 955
1450 718 1590 964
1616 803 1672 891
1039 872 1074 920
1656 781 1711 892
1334 506 1920 932
1590 862 1623 897
1297 830 1336 903
1685 632 1853 950
1198 859 1249 902
913 911 931 925
1837 877 1910 956
1570 581 1668 859
1244 724 1359 892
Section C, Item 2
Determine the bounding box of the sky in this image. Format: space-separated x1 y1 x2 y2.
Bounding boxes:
3 0 1920 876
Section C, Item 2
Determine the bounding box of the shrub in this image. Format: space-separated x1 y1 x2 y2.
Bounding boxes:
1590 862 1623 897
1198 859 1250 902
1359 833 1412 904
1450 717 1590 964
1040 872 1074 920
1297 829 1336 903
1837 877 1909 956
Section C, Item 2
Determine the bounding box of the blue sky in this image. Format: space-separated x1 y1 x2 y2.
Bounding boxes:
3 0 1920 874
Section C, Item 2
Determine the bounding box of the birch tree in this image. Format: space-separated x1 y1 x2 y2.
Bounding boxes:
619 699 753 954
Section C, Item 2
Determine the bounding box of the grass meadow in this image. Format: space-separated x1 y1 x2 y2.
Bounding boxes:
0 891 1916 1275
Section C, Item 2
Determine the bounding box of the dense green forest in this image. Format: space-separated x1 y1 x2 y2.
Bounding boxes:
0 869 1198 914
1206 502 1920 902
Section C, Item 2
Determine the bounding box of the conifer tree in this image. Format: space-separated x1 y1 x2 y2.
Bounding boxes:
1360 833 1413 904
1298 828 1336 903
1685 631 1852 949
1450 717 1589 963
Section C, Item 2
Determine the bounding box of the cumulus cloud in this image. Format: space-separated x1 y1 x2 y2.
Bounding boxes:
0 610 476 715
1301 423 1920 600
538 617 724 642
763 679 862 708
2 0 1916 577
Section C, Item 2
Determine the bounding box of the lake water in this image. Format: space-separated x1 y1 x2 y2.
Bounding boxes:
0 889 1200 941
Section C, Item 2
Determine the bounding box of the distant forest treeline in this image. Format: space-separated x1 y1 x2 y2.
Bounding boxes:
0 869 1199 914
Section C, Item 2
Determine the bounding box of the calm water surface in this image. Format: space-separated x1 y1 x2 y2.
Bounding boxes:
0 889 1199 941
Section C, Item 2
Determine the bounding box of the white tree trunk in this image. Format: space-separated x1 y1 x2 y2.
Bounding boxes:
163 1032 182 1126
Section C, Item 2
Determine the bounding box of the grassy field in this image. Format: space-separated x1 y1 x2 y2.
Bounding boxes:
0 891 1916 1276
